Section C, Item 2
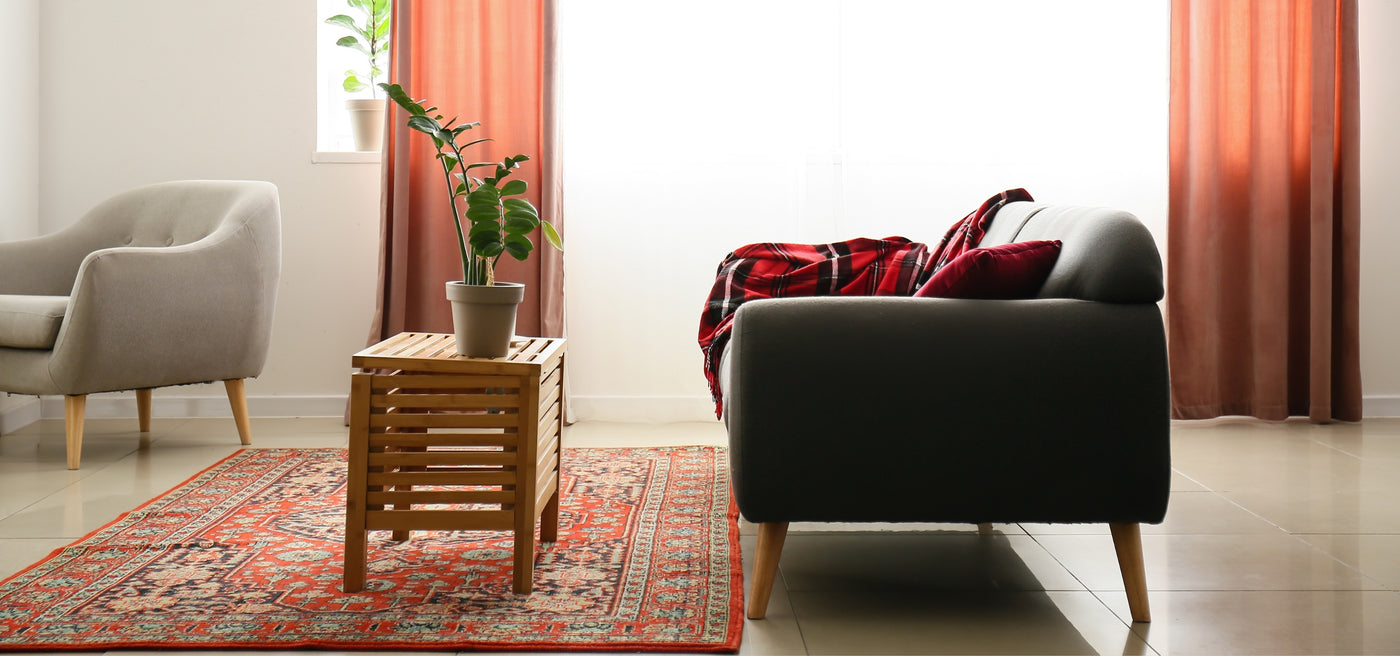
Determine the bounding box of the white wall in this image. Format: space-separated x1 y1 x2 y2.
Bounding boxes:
1357 0 1400 416
35 0 383 415
7 0 1397 426
0 0 39 242
0 0 41 428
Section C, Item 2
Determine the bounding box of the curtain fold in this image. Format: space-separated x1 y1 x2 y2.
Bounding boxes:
368 0 564 344
1167 0 1360 422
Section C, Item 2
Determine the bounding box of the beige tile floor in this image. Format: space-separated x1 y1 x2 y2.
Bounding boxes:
1 415 1399 655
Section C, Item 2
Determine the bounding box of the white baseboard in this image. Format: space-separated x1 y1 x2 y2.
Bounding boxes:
568 395 717 423
1363 395 1400 419
0 393 349 433
5 391 1397 434
0 397 40 434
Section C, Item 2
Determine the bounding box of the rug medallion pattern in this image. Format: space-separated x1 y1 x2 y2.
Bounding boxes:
0 447 742 652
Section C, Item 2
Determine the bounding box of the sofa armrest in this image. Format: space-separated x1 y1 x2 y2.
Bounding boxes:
722 295 1170 525
45 222 278 395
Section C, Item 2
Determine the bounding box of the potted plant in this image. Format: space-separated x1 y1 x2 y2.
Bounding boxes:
325 0 391 151
380 82 563 357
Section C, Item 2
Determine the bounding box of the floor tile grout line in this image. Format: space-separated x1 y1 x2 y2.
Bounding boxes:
1017 525 1164 655
775 562 812 656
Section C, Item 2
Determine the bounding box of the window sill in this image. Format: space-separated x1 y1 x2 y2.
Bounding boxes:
312 151 382 164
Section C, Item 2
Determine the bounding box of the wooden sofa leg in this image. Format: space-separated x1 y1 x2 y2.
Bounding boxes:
223 379 253 445
64 395 86 470
136 389 153 432
1109 522 1151 622
748 521 789 620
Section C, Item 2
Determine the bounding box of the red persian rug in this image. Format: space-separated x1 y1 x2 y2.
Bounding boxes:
0 447 742 652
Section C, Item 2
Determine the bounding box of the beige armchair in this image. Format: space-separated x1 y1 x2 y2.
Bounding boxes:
0 180 281 469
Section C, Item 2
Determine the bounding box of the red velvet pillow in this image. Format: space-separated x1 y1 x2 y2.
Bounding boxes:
913 240 1062 299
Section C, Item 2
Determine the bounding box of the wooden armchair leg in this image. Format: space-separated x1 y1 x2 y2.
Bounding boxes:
223 379 253 445
1109 522 1151 622
748 521 789 620
136 389 153 433
64 395 87 470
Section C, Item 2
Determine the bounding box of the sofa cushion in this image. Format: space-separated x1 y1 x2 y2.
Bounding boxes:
0 295 68 349
913 240 1062 299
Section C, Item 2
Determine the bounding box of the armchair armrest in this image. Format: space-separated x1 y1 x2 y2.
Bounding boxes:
722 295 1170 525
45 221 278 395
0 232 98 296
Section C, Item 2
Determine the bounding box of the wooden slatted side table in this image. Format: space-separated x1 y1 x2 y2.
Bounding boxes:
343 332 565 594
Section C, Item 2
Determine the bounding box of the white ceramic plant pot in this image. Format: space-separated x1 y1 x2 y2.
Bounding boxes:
445 281 526 358
346 99 385 152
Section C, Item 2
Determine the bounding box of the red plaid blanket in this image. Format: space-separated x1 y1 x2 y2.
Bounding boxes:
698 189 1032 416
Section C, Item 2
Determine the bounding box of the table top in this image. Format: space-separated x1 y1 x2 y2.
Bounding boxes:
353 332 565 374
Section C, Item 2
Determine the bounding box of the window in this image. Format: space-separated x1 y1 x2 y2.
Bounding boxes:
316 0 391 156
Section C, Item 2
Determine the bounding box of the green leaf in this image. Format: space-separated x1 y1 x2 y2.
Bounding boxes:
541 221 563 250
505 206 539 222
503 234 533 261
504 215 538 233
437 153 461 171
458 138 491 151
471 234 505 257
503 198 536 213
406 115 441 136
379 84 427 115
465 161 497 171
468 187 500 205
466 205 501 222
335 35 369 55
505 207 540 224
342 74 367 93
325 14 357 30
500 179 528 196
468 220 501 236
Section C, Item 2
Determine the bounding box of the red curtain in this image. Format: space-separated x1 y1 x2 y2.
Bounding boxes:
1167 0 1360 422
367 0 564 343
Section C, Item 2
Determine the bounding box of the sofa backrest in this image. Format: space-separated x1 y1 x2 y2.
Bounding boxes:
980 202 1163 304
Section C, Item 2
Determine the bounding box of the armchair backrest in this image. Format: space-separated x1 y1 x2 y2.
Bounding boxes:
0 181 281 298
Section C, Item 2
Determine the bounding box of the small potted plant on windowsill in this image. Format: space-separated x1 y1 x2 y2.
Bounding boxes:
326 0 391 151
380 82 563 357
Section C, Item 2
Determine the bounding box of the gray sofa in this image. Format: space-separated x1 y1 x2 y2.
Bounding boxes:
719 201 1170 621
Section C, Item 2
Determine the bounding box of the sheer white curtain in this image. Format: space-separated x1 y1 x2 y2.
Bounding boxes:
557 0 1169 419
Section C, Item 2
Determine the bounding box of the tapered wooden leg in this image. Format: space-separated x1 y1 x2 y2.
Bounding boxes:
748 521 789 620
223 379 252 445
1109 522 1151 622
64 395 86 470
136 389 153 433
